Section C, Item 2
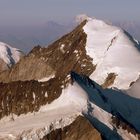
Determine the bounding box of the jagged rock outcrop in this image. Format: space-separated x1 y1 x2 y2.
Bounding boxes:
0 21 95 83
0 78 63 119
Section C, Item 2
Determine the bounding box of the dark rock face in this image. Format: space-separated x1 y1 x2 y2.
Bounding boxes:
42 116 101 140
102 73 117 88
0 78 63 119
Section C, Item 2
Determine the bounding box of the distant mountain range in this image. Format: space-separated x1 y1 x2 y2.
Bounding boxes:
0 21 75 53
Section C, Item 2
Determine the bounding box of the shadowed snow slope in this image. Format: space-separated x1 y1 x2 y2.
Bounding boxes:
83 17 140 90
0 42 23 68
1 72 140 140
71 72 140 140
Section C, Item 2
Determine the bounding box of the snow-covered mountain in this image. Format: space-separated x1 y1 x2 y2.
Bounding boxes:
0 42 24 72
0 16 140 140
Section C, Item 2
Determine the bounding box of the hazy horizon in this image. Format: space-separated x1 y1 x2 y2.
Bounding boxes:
0 0 140 52
0 0 140 26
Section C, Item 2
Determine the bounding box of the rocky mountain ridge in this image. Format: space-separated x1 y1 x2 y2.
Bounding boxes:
0 17 140 140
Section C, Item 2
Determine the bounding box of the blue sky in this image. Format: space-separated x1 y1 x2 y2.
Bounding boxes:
0 0 140 26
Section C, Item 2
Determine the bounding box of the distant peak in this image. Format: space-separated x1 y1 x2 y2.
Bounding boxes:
0 42 24 68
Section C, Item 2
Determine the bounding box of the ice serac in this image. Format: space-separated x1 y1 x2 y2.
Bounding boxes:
0 42 24 72
83 17 140 90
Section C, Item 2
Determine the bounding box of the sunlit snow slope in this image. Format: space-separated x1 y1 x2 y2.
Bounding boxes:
83 17 140 90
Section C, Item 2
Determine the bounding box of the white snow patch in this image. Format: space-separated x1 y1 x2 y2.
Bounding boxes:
60 44 65 53
38 74 55 82
61 85 64 89
81 64 86 67
33 92 35 100
45 91 48 98
74 50 78 54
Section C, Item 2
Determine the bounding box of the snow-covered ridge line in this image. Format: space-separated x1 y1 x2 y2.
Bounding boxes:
0 42 23 67
0 82 82 140
0 113 77 140
83 17 140 91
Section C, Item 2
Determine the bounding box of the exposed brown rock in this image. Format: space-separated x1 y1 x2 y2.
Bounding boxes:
0 21 96 83
42 116 101 140
0 77 64 119
129 81 135 87
102 73 117 88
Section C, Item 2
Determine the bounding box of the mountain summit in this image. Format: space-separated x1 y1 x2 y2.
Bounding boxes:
0 17 140 91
